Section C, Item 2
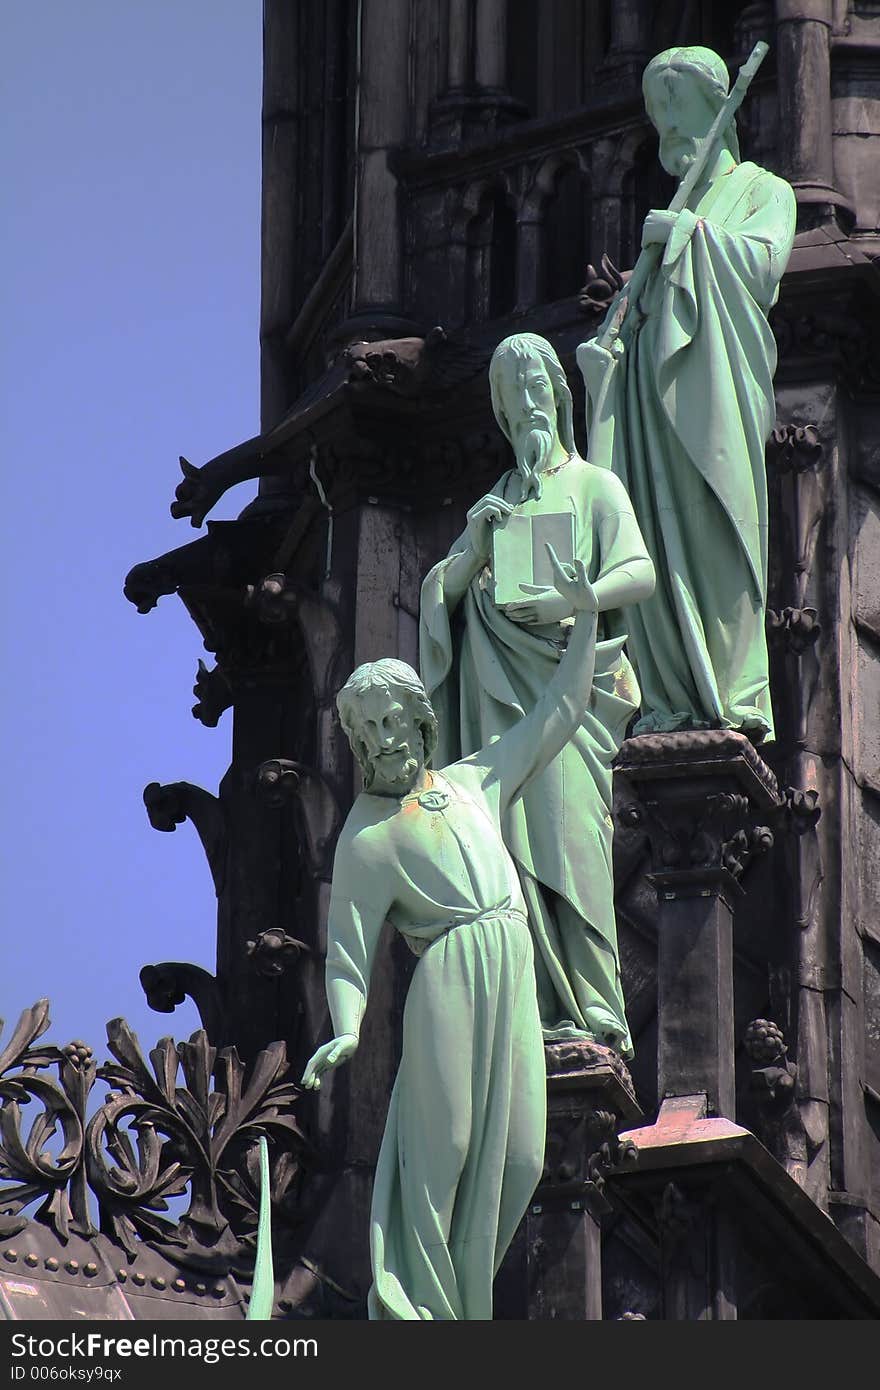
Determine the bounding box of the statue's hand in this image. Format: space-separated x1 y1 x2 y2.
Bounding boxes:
641 209 678 248
546 544 598 614
300 1034 359 1090
506 585 574 627
466 494 514 562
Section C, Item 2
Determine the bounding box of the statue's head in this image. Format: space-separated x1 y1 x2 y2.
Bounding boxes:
642 46 740 179
489 333 576 478
336 658 438 797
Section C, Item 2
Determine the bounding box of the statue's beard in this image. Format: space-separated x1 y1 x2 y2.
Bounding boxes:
660 134 699 179
362 746 421 795
514 422 554 494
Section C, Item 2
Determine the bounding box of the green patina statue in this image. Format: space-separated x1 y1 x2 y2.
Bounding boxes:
578 44 796 739
419 333 655 1057
302 549 604 1320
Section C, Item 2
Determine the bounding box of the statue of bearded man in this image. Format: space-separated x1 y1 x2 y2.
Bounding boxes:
419 332 655 1056
578 45 796 738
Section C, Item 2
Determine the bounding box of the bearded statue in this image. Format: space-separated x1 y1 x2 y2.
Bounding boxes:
419 332 655 1056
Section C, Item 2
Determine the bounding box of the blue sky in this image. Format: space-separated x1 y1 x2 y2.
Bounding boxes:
1 5 263 1062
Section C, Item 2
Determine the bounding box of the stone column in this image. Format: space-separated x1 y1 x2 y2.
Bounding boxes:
474 0 507 92
446 0 472 90
615 732 781 1120
594 0 650 89
431 0 524 140
495 1041 641 1320
774 0 854 228
350 0 415 336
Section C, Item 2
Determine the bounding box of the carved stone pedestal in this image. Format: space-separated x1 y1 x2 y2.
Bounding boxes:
495 1039 641 1320
616 731 781 1119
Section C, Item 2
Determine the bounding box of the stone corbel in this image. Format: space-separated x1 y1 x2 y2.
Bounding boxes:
138 963 226 1044
142 781 227 896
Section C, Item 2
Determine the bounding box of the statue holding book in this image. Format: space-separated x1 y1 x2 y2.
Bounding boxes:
302 548 604 1319
419 333 655 1056
577 43 796 739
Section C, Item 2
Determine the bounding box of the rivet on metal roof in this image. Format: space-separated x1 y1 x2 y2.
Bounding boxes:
152 1275 167 1290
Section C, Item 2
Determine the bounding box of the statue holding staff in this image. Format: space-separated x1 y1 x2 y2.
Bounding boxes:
302 550 606 1320
578 43 795 740
420 333 654 1057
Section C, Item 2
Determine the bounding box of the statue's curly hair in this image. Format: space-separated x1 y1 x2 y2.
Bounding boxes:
488 332 576 457
642 46 740 162
336 658 439 788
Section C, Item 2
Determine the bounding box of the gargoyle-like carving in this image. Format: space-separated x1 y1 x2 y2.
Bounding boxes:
244 573 299 626
779 786 821 836
0 1001 95 1241
87 1020 306 1265
743 1018 809 1187
139 963 226 1043
618 793 774 882
246 930 309 979
766 606 821 654
344 327 447 395
578 253 626 317
143 781 227 896
192 659 233 727
171 455 228 529
256 760 342 880
540 1109 636 1202
766 423 823 474
123 558 180 614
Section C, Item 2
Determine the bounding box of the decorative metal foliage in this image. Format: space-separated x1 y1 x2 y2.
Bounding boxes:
0 1002 306 1269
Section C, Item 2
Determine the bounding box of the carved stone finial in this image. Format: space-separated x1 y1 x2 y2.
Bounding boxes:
192 659 233 727
766 606 821 654
766 423 823 474
779 786 822 836
743 1018 809 1187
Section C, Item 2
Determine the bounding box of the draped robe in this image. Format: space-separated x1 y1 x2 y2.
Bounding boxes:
420 458 651 1054
585 159 796 736
323 628 610 1318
